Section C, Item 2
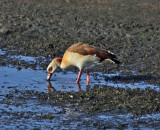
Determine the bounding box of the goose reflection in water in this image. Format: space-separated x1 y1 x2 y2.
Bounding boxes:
47 81 83 92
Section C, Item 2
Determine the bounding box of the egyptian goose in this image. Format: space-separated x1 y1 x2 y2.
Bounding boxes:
47 43 120 84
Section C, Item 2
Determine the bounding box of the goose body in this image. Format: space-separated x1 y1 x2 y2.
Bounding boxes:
47 43 120 84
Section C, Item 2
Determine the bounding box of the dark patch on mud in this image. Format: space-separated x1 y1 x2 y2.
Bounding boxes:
104 74 160 86
39 83 160 116
1 85 160 129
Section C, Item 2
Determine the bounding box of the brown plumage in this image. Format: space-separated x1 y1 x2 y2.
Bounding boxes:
67 43 120 64
47 43 120 84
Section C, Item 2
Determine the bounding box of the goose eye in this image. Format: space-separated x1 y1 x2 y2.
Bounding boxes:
48 67 53 73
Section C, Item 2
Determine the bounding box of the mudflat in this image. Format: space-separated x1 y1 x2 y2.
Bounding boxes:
0 0 160 129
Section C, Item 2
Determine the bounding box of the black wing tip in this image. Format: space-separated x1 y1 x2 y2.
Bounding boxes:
112 59 121 64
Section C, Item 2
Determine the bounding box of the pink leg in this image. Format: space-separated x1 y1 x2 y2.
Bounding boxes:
87 69 90 85
77 82 81 91
76 70 82 83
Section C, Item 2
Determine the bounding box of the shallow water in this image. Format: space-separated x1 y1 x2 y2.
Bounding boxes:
0 54 160 129
0 65 159 92
0 82 160 129
1 48 159 91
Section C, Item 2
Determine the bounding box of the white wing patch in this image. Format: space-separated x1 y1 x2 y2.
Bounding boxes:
107 51 114 55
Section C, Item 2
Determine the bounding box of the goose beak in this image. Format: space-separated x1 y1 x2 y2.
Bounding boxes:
47 73 52 81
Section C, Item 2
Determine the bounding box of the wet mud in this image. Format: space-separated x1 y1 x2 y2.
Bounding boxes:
0 0 160 84
0 65 160 129
0 0 160 129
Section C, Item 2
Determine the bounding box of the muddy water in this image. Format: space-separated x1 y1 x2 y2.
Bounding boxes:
0 63 160 129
